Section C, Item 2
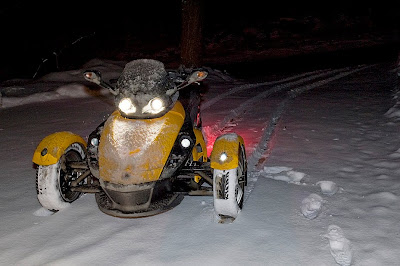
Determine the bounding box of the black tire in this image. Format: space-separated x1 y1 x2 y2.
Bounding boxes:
213 144 247 218
36 143 85 211
237 145 247 208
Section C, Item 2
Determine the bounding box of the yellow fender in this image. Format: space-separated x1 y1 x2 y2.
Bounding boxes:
192 128 207 162
32 131 87 166
210 133 245 170
192 128 208 183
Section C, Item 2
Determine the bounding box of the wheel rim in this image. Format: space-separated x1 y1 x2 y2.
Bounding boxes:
59 150 82 202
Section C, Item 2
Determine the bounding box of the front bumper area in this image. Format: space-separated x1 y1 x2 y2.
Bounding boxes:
95 179 184 218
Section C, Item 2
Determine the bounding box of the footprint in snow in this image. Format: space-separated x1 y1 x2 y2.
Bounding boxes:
262 166 306 184
300 193 324 219
323 225 353 266
316 180 339 196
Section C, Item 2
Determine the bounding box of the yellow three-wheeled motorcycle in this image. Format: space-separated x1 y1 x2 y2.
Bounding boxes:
33 59 247 220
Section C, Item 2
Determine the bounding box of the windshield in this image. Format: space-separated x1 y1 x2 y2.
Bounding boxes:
115 59 178 119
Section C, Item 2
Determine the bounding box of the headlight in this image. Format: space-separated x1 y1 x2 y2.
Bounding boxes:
219 152 228 162
90 137 99 146
142 97 165 114
118 98 136 114
151 98 164 112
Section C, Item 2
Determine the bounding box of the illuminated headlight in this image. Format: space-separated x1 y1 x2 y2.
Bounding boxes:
118 98 136 114
181 138 191 148
142 97 165 114
151 98 164 111
90 138 99 146
219 152 228 162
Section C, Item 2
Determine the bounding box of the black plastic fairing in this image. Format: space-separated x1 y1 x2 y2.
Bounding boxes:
159 117 196 179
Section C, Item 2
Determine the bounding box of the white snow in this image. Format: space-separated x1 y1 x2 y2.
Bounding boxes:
213 168 242 219
323 225 353 266
1 84 109 108
36 162 71 211
300 193 324 219
1 58 400 266
317 181 339 196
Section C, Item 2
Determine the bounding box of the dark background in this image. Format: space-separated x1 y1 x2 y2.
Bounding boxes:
0 0 399 82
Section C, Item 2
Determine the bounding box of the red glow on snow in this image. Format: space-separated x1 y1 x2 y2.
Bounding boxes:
203 127 218 157
203 126 251 158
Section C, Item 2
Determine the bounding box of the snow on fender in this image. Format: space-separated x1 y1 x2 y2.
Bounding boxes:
211 133 246 219
210 133 244 170
36 143 86 212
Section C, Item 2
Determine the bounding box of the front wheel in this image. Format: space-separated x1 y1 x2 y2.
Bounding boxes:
36 143 86 212
213 145 247 219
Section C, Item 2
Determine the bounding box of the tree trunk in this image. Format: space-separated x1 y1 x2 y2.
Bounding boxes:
180 0 203 68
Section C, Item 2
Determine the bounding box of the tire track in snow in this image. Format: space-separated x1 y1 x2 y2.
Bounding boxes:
247 64 372 170
203 64 372 208
209 66 351 134
239 64 373 204
201 68 326 110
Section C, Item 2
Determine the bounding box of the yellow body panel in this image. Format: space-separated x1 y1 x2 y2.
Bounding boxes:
32 131 87 166
192 128 208 183
99 101 185 185
210 133 244 170
192 128 207 162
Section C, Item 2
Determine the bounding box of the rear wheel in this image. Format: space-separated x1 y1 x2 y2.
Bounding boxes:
36 143 85 212
213 145 247 218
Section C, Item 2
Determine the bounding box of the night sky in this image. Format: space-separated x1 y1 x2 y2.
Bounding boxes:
0 1 398 81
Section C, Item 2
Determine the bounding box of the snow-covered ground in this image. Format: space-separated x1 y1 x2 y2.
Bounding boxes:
1 58 400 265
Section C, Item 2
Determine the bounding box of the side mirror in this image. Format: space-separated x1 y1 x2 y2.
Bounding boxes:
166 70 208 96
83 70 118 96
187 70 208 84
83 70 102 85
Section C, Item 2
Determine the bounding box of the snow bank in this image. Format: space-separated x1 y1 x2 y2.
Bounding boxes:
1 84 112 108
0 58 123 108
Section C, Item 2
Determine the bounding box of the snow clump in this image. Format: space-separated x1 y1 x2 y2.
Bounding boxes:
262 166 306 184
300 193 324 219
316 180 339 196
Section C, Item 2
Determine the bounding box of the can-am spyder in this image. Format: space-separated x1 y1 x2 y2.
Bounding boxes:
33 59 247 219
